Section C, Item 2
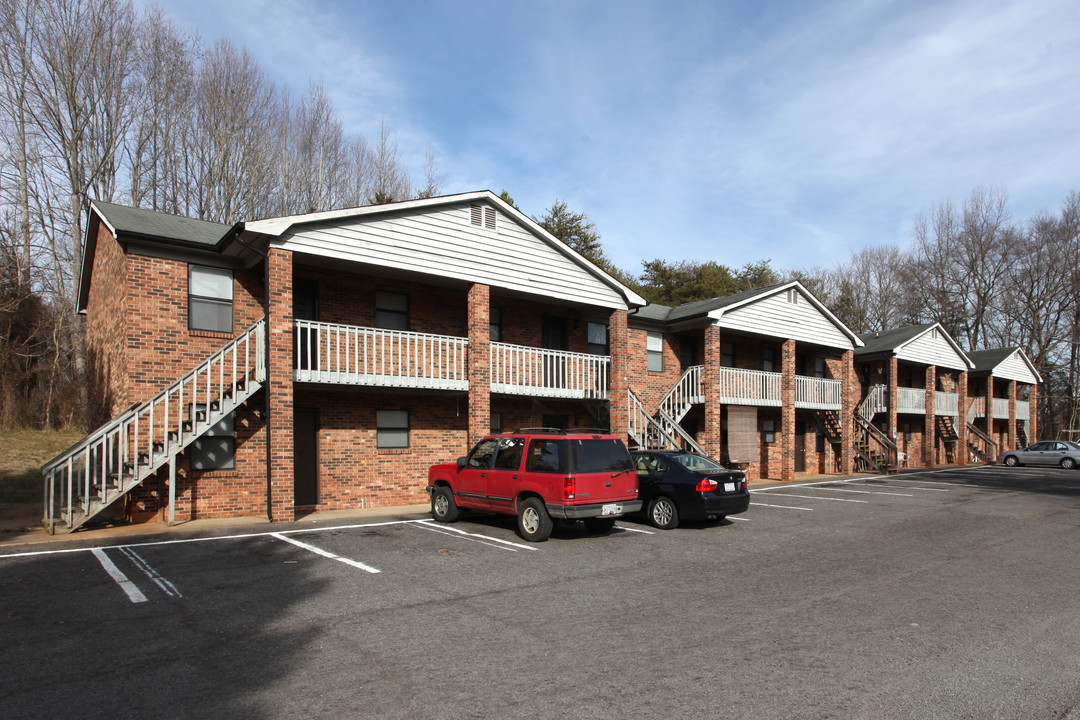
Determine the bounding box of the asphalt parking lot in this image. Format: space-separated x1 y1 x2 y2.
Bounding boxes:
3 466 1080 720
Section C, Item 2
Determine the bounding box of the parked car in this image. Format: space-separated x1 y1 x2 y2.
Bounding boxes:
427 430 641 542
1000 441 1080 469
630 451 749 529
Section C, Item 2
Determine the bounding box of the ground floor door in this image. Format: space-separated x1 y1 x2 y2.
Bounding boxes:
294 408 319 506
795 420 807 473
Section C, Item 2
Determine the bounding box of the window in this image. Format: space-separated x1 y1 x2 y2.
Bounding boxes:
722 342 735 368
190 409 235 470
815 356 826 378
527 439 564 473
762 419 776 444
490 412 502 433
189 265 233 333
647 332 664 372
489 307 502 342
493 437 525 470
377 410 409 449
763 348 775 372
786 287 799 304
587 322 608 355
375 292 408 331
467 438 498 468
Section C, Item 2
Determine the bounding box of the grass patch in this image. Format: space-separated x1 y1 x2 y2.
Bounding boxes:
0 429 83 521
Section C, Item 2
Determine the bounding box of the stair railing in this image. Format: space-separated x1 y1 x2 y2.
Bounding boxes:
43 318 266 532
658 365 703 425
628 388 682 452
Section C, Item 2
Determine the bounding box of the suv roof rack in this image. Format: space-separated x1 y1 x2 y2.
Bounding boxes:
513 427 612 435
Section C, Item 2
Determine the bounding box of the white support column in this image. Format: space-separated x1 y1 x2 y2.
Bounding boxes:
168 461 176 526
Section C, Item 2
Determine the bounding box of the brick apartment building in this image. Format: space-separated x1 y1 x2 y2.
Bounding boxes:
42 191 1041 532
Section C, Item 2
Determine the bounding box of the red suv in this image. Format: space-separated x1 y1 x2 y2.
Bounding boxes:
427 430 641 542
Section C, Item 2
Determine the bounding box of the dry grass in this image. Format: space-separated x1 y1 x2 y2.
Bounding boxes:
0 429 83 522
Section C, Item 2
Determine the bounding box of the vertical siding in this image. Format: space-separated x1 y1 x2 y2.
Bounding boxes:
277 202 627 309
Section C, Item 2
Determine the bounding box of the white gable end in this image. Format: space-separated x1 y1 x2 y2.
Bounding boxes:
897 329 969 370
994 351 1040 384
274 201 627 309
711 289 853 349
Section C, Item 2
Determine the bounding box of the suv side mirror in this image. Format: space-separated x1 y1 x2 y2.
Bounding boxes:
456 456 467 469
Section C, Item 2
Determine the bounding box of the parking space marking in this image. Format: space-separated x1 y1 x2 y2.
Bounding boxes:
815 487 914 497
768 493 869 503
271 533 381 573
118 546 182 598
750 502 814 511
858 484 947 492
92 548 147 603
615 524 656 534
412 520 537 551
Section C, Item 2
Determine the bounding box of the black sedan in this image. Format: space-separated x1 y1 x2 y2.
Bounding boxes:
630 451 749 529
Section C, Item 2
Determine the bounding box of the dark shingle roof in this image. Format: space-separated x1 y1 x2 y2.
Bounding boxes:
94 201 231 246
855 324 935 356
631 283 789 325
966 347 1019 373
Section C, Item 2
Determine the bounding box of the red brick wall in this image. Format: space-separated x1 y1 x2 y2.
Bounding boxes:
85 223 128 427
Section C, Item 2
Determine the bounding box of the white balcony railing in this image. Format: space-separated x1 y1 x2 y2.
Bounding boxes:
935 391 958 417
968 396 985 421
795 376 842 410
490 343 610 399
717 367 781 406
294 320 469 390
992 397 1010 419
1017 400 1030 423
897 387 925 414
859 384 888 421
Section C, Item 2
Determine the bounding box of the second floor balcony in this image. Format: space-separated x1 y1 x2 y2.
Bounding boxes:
713 366 843 411
293 320 610 399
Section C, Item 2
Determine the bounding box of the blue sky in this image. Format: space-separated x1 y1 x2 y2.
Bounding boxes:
149 0 1080 276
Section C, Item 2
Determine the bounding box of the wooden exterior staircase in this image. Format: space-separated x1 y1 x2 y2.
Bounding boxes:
936 415 959 463
854 385 897 473
966 422 998 464
42 319 266 533
627 367 708 456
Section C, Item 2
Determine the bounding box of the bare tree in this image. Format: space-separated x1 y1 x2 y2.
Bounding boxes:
416 147 441 199
367 119 411 205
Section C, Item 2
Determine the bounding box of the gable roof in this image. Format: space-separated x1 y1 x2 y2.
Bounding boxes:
967 347 1042 383
242 190 647 310
856 323 972 371
630 281 862 348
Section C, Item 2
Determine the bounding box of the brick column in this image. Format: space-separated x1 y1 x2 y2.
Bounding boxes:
986 375 996 461
1028 383 1038 442
701 325 723 460
840 350 855 474
608 309 629 439
888 357 899 448
467 284 490 447
924 365 936 468
1007 379 1017 452
781 339 796 482
957 370 969 465
267 248 295 522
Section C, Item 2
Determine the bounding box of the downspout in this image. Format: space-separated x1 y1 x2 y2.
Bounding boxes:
227 224 274 522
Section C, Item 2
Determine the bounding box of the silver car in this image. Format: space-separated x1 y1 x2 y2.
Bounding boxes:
1001 441 1080 469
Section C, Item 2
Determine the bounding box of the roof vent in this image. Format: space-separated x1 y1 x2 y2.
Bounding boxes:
470 205 497 231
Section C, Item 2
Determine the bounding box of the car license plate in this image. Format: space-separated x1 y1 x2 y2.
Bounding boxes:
724 482 736 492
601 503 621 516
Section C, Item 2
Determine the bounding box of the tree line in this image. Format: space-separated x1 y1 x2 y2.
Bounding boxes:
0 0 437 429
1 0 1076 445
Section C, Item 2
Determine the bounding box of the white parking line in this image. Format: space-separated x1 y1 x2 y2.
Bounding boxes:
412 520 537 551
768 493 868 503
815 487 914 497
615 524 656 534
860 484 948 492
271 533 381 573
92 548 147 603
750 502 813 511
118 546 182 598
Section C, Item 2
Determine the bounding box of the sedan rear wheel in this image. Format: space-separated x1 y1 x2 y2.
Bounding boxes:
648 496 679 530
1061 457 1076 470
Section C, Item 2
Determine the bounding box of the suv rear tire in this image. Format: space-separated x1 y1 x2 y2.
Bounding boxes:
517 497 553 542
431 485 459 523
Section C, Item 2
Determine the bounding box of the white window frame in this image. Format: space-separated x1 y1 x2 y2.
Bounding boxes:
647 332 664 372
189 265 233 333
